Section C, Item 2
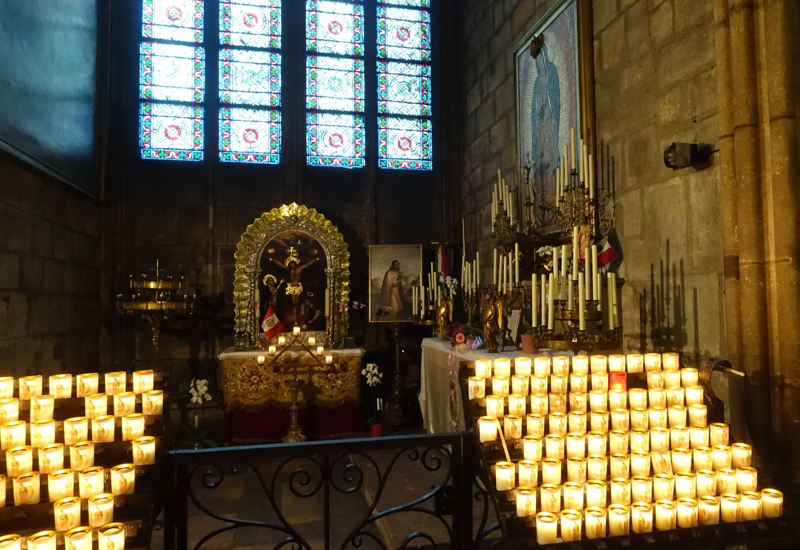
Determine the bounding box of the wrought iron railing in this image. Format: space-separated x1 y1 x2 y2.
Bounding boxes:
162 432 477 550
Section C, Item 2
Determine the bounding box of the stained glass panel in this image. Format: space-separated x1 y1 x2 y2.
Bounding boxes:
140 42 205 103
379 0 430 6
142 0 204 43
220 50 281 106
220 107 280 163
378 61 430 116
221 0 281 49
307 56 364 112
378 116 431 170
307 113 364 168
140 103 204 160
377 6 430 61
306 1 364 56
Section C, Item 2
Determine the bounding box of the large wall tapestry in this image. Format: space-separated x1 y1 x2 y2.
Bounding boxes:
516 0 594 230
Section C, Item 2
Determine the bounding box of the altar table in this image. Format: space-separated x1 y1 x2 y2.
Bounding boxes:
418 338 572 434
219 347 364 442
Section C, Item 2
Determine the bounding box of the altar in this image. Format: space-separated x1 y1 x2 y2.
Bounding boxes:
220 348 364 443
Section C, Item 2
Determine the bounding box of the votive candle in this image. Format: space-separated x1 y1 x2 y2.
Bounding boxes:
649 389 667 408
688 404 707 426
696 469 717 497
610 409 630 432
508 394 526 417
48 375 72 399
569 392 588 413
85 394 107 419
761 488 783 518
666 386 684 406
585 506 607 539
644 353 662 371
611 477 632 505
681 368 699 387
585 480 607 508
587 431 607 455
631 409 649 430
717 468 737 494
736 466 757 492
653 473 674 500
571 356 589 374
514 357 532 376
37 443 63 474
694 447 714 470
566 432 586 458
672 447 692 473
495 461 515 491
54 497 81 532
590 410 609 433
712 445 732 470
0 535 21 550
6 445 32 477
591 373 608 392
685 385 704 406
731 443 752 468
651 451 673 475
690 425 709 448
0 399 19 424
664 371 682 389
31 395 55 422
650 427 670 452
518 460 538 487
545 434 565 459
671 426 690 449
307 336 316 347
13 471 40 505
699 495 720 525
589 390 607 412
47 469 74 501
474 358 491 378
494 358 511 377
568 457 587 483
720 493 742 523
570 374 588 393
511 375 529 396
76 373 99 397
540 484 561 513
523 435 542 461
740 491 762 520
98 523 126 550
549 412 567 436
647 372 665 390
143 390 164 415
668 406 687 428
552 356 570 375
590 355 608 373
632 476 652 503
609 390 627 410
530 375 548 395
631 429 650 453
631 451 651 477
478 417 497 443
649 407 668 429
626 354 644 373
64 527 92 550
587 454 607 481
114 392 136 416
568 411 587 434
632 502 653 533
541 458 562 485
629 389 647 409
549 393 567 414
675 471 697 499
610 454 630 479
19 375 43 400
64 417 88 446
562 481 584 511
122 413 145 441
504 415 522 440
104 372 126 395
92 415 115 443
526 415 545 438
268 345 277 356
609 430 629 455
88 493 115 527
492 376 509 397
111 463 136 495
516 487 536 517
709 423 729 446
560 509 583 541
26 531 55 550
533 356 551 376
550 374 568 395
535 512 558 544
655 499 677 530
0 378 13 399
133 369 154 394
608 504 630 535
485 395 504 418
70 441 94 470
677 497 699 527
609 354 626 373
79 466 105 499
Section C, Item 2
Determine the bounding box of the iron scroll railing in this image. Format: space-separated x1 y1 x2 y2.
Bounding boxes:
162 432 475 550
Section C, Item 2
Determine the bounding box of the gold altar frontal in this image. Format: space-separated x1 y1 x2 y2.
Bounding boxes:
219 348 364 411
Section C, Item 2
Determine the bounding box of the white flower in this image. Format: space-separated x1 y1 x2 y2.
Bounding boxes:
439 276 445 283
445 276 452 284
204 393 212 402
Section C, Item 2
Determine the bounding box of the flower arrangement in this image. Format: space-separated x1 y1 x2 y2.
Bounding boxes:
189 378 212 404
362 363 384 425
439 275 459 292
450 324 484 350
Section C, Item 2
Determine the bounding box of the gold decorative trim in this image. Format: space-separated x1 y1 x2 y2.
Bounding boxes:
233 203 350 348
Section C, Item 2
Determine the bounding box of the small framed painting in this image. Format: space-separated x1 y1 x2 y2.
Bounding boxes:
368 245 422 323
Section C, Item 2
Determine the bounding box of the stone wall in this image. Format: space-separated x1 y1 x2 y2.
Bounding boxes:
0 154 103 376
461 0 725 360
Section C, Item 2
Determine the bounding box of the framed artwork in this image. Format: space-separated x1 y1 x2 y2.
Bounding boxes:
368 245 422 323
515 0 596 231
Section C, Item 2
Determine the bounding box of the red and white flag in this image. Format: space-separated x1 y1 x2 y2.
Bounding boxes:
261 305 283 339
597 227 622 267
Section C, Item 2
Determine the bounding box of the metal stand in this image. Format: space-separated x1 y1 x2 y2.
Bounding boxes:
383 323 411 426
284 367 305 443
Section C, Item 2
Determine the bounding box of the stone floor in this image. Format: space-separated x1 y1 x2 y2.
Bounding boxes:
150 435 500 550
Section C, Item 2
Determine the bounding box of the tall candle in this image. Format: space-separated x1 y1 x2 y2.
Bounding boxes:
584 247 591 303
547 273 555 330
514 243 519 283
572 228 579 280
531 274 538 326
578 273 586 330
570 128 577 169
607 272 615 330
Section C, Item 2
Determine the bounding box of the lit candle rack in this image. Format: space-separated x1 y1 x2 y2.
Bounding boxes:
459 352 783 544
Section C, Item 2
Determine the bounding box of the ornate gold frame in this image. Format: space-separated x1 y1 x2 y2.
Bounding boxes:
232 203 350 349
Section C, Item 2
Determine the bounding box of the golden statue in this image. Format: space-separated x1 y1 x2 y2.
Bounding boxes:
481 293 499 352
436 296 453 339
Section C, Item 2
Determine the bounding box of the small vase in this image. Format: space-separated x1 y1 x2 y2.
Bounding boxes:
521 334 538 354
370 424 383 437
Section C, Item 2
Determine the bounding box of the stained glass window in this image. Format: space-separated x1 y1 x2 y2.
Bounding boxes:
220 0 283 163
307 113 364 168
140 103 204 160
379 116 431 169
306 1 364 168
377 1 432 170
140 0 205 160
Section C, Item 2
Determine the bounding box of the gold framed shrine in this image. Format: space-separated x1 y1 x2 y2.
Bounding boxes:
233 203 351 348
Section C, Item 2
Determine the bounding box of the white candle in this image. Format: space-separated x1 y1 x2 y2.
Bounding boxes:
644 353 662 371
26 531 55 550
31 395 54 422
672 447 692 473
685 385 704 406
731 443 752 468
608 504 630 536
567 457 587 483
30 419 55 448
495 461 515 492
478 416 497 443
504 415 523 439
79 466 105 498
88 493 115 527
132 436 156 465
569 411 587 434
736 467 758 492
653 474 675 501
696 469 717 497
561 509 583 541
699 495 720 525
675 471 697 499
579 138 585 181
13 471 40 505
549 412 567 436
541 458 562 485
523 434 543 460
467 377 486 401
712 445 732 470
492 376 509 397
584 247 591 303
632 502 653 533
709 423 729 446
578 273 586 330
585 506 607 539
514 243 519 283
694 447 714 471
611 477 632 506
0 398 19 425
761 489 783 518
0 535 21 550
607 272 615 329
530 393 548 415
547 273 555 330
587 432 607 455
518 460 538 487
651 451 672 476
668 405 687 428
536 512 558 544
655 499 677 530
570 128 577 170
48 469 74 502
609 430 629 454
631 430 650 453
610 455 630 480
681 368 699 387
589 153 595 199
37 443 63 474
677 497 699 527
98 523 126 550
492 250 497 287
48 374 73 399
6 445 33 477
516 487 537 517
540 483 562 513
545 434 565 459
111 463 136 495
508 394 526 416
92 415 115 443
531 274 538 326
485 395 504 419
587 454 607 481
572 228 579 280
720 493 742 523
19 375 43 400
631 451 651 477
649 407 668 429
626 354 644 373
53 497 81 533
540 274 547 326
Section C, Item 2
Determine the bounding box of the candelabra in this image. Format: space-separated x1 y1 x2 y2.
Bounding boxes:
258 331 339 443
116 259 194 368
